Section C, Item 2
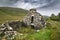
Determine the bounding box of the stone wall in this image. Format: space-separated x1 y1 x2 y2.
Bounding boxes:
23 9 46 30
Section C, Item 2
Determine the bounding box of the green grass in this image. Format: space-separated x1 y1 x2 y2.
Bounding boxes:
14 20 60 40
0 7 28 24
26 29 51 40
14 27 51 40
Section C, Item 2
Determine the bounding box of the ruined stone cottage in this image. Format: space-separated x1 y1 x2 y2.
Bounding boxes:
0 9 46 40
0 9 46 32
23 9 46 30
0 9 46 36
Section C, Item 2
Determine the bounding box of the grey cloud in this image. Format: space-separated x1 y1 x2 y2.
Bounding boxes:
0 0 18 6
0 0 60 16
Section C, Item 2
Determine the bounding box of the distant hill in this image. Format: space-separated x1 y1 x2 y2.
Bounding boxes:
0 7 28 24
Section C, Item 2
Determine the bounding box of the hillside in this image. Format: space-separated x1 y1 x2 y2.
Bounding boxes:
0 7 60 40
0 7 28 24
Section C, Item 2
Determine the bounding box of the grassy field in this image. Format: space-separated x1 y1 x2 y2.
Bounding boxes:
0 7 27 24
0 7 60 40
15 20 60 40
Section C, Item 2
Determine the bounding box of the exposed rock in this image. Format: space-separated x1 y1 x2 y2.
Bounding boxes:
0 20 22 31
4 31 17 40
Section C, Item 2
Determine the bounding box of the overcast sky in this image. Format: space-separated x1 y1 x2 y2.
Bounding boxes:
0 0 60 16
